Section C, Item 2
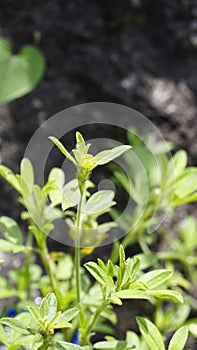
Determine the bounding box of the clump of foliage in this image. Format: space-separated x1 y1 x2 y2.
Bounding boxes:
0 131 196 349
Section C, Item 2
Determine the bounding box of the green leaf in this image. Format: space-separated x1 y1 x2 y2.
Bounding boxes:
47 293 58 321
94 340 129 349
138 269 172 289
0 216 23 245
54 308 79 329
110 294 122 306
49 136 77 165
84 190 115 215
95 145 132 166
147 289 183 303
0 165 21 193
136 317 165 350
85 262 107 286
48 167 65 206
114 289 150 300
172 150 187 179
76 131 88 154
20 158 34 197
56 341 83 349
168 326 188 350
0 318 31 334
0 37 45 104
31 334 44 350
39 293 57 321
27 306 43 327
0 238 26 253
0 324 9 345
62 179 80 211
175 168 197 198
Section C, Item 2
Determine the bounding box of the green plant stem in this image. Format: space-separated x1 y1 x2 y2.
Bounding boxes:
75 190 85 334
75 193 84 304
81 300 108 345
38 236 61 306
24 231 33 299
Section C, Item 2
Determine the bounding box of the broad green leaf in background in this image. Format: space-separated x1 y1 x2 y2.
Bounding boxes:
0 37 45 104
0 216 23 245
136 317 165 350
168 326 188 350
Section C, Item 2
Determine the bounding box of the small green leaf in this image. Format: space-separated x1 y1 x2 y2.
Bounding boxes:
168 326 188 350
138 269 172 289
114 289 150 300
0 165 21 193
95 145 132 166
47 293 58 321
0 238 26 253
147 289 183 303
0 324 9 345
39 293 57 321
56 341 83 349
172 150 187 179
27 306 43 327
48 167 65 206
136 317 165 350
54 308 79 328
20 158 34 197
84 190 115 215
85 262 106 286
0 216 23 245
0 318 31 334
175 168 197 198
110 294 122 305
94 340 128 349
49 136 77 165
62 179 80 211
31 334 44 350
76 131 86 154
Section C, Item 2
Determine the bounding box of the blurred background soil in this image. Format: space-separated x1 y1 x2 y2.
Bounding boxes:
0 0 197 348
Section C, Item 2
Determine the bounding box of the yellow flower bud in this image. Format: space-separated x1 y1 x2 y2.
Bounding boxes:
79 154 95 170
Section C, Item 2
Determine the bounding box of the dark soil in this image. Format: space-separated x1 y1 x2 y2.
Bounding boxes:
0 1 197 348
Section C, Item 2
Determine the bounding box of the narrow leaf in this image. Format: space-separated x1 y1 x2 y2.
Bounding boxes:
114 289 150 300
136 317 165 350
95 145 132 166
84 190 115 215
49 136 77 165
147 289 183 303
168 326 188 350
85 262 106 286
20 158 34 197
138 269 172 289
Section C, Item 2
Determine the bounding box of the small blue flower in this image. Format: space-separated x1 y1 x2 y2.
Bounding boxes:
72 330 80 345
6 308 17 317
